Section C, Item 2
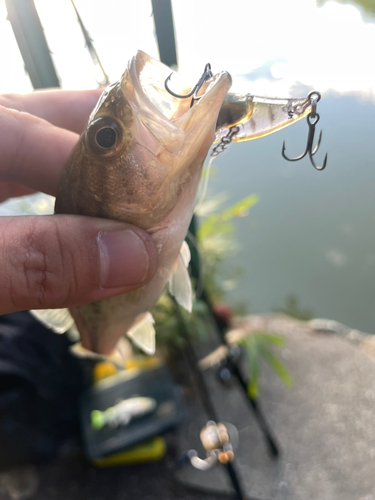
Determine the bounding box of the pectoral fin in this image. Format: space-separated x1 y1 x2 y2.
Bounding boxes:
127 312 156 355
29 308 74 333
180 240 191 267
168 241 192 312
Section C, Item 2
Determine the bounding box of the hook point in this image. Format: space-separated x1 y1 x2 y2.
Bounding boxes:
312 153 328 171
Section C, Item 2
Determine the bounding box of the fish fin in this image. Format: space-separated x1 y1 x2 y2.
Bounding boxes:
180 240 191 267
70 342 126 371
168 242 193 313
127 312 156 356
29 308 74 334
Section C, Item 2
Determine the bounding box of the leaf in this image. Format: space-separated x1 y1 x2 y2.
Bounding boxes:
195 192 228 218
259 345 293 387
197 193 259 240
245 337 260 399
221 194 259 222
254 332 286 347
197 214 220 239
247 378 259 399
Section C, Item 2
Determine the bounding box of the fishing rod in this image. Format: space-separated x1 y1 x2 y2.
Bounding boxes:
70 0 110 87
172 297 246 500
187 217 280 458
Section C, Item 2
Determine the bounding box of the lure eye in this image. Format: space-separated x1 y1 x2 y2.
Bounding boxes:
87 117 124 157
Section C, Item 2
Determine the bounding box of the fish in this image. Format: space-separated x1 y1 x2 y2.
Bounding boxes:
30 50 312 358
32 50 231 357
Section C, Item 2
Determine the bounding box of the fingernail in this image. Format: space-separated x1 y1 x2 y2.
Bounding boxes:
98 230 150 288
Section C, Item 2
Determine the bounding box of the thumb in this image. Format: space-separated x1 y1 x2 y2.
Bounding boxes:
0 215 158 314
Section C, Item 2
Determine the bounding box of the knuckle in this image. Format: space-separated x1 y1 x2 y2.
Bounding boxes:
9 218 76 308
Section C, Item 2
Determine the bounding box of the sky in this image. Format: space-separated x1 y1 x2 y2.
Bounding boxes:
0 0 374 101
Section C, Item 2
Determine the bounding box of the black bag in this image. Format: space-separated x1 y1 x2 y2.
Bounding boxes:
0 312 86 468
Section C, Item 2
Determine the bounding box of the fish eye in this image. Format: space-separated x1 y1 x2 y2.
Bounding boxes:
87 117 124 157
96 127 117 148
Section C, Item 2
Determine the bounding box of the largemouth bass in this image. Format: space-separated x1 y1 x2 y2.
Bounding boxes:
31 51 311 357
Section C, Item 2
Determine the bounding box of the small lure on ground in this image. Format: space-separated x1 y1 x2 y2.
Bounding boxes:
91 397 157 431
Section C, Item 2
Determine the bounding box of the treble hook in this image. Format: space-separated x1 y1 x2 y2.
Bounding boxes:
165 63 213 108
282 91 328 171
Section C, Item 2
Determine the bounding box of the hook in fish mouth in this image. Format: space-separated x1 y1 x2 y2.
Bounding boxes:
165 63 213 108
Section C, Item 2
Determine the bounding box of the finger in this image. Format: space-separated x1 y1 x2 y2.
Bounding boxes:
0 214 158 315
0 88 102 134
0 105 77 196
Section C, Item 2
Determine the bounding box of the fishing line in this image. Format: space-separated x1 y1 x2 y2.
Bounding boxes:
194 155 215 214
195 125 239 214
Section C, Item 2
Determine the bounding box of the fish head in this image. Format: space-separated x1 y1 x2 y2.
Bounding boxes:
56 51 232 230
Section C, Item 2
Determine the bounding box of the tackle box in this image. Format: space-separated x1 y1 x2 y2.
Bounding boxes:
80 362 185 460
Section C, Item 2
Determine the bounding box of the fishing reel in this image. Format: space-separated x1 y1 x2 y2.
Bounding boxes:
184 421 239 471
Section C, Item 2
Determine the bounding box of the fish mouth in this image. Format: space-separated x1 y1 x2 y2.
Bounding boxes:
121 50 232 156
128 50 194 121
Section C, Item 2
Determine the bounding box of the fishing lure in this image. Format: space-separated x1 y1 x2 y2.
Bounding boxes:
91 397 157 430
165 63 327 170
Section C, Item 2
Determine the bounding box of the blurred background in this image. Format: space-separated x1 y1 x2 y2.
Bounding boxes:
1 0 375 331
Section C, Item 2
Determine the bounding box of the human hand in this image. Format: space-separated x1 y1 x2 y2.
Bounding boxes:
0 89 158 315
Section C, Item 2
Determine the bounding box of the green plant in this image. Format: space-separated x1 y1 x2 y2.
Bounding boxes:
151 178 293 397
317 0 375 18
273 294 314 321
153 190 259 346
239 332 293 399
196 192 259 303
153 293 210 349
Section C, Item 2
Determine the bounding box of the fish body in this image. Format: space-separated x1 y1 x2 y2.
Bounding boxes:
31 51 312 357
53 51 231 355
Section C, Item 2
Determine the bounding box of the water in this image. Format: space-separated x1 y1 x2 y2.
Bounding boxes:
170 0 375 331
206 92 375 332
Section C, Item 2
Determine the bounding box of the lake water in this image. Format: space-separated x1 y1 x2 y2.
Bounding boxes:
172 0 375 332
207 92 375 332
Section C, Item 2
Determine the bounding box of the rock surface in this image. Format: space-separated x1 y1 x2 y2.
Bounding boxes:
179 315 375 499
